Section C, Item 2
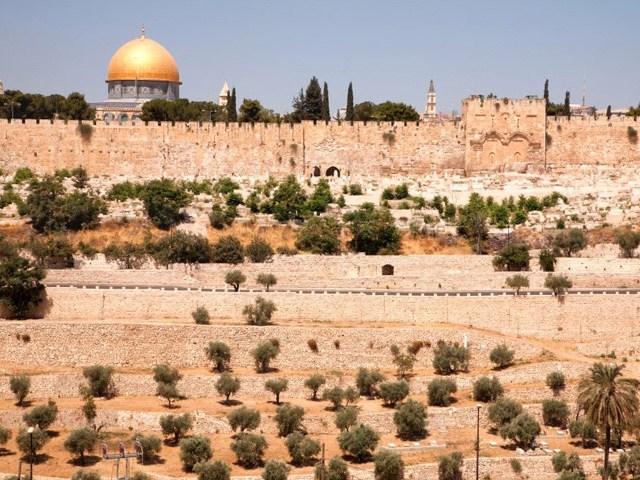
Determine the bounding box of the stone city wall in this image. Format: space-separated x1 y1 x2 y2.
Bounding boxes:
0 111 639 178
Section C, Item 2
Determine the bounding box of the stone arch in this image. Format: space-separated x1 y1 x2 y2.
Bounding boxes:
312 166 321 177
382 264 394 276
326 166 340 177
103 113 114 124
118 113 129 124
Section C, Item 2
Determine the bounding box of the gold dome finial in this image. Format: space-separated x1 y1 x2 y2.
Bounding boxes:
141 25 145 39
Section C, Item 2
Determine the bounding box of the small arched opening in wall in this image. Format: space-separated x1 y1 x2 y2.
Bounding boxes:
312 166 321 177
326 166 340 177
118 113 129 124
103 113 114 125
382 264 394 276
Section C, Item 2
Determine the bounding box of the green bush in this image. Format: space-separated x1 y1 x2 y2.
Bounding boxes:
133 434 162 463
489 344 515 368
225 270 246 292
13 167 36 184
27 235 74 268
374 449 404 480
195 460 231 480
343 204 401 255
147 232 212 267
378 381 409 407
9 374 31 406
70 470 101 480
230 432 268 468
338 424 380 461
394 399 428 440
16 427 49 455
615 227 640 258
209 203 236 229
191 306 210 325
252 340 281 373
499 413 540 448
244 297 277 325
492 243 531 271
544 274 573 296
315 456 349 480
538 248 557 272
227 406 261 433
274 404 304 437
153 364 182 408
505 274 529 294
261 460 290 480
0 424 12 448
546 371 566 395
568 420 597 448
437 451 464 480
159 413 193 444
335 406 359 432
542 399 570 427
427 378 457 407
473 376 504 402
264 378 288 404
205 341 231 372
141 179 190 230
23 400 58 430
63 427 99 464
211 236 244 264
215 372 241 404
106 181 144 201
180 436 212 471
246 238 274 263
256 273 277 292
304 374 326 401
0 255 46 319
295 217 342 255
356 368 386 397
487 397 523 429
432 341 470 375
285 432 321 466
103 242 148 269
553 228 587 257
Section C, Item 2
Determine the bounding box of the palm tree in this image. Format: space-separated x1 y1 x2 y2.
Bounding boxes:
577 363 640 480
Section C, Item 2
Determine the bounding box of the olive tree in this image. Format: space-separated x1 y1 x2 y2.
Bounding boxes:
285 432 321 466
180 436 212 471
256 273 277 292
274 404 305 437
64 427 99 464
427 378 457 407
252 340 280 373
227 406 261 433
215 372 241 404
338 424 380 461
394 399 427 439
206 341 231 372
225 270 246 292
231 432 268 468
243 297 277 325
159 413 193 444
265 378 288 404
9 374 31 406
373 449 404 480
378 381 409 407
304 374 326 400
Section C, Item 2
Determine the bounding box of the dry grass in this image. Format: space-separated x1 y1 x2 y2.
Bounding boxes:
207 223 299 250
402 234 473 255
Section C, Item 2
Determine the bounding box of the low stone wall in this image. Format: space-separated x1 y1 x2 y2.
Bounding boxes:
0 322 543 370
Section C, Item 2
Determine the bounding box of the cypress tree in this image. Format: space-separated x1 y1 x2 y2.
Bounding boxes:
321 82 330 121
227 88 238 122
305 77 323 120
291 89 306 122
543 79 549 104
564 91 570 118
606 105 612 120
345 82 354 121
225 92 231 121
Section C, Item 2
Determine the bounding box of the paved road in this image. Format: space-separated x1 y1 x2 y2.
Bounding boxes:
44 282 640 298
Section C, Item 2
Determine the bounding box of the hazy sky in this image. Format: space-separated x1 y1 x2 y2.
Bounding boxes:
2 1 638 114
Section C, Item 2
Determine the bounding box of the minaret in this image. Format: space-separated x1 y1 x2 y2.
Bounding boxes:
218 81 230 106
424 80 437 118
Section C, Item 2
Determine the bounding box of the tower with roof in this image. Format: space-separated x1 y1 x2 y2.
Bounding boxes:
423 80 437 119
218 81 230 107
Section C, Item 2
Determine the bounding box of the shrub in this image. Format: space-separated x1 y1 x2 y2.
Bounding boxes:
23 400 58 430
304 374 326 400
70 470 101 480
492 243 531 271
9 374 31 406
82 397 97 424
285 432 321 466
227 406 261 432
256 273 277 292
28 235 74 268
489 344 515 368
211 236 244 264
437 451 463 480
473 376 504 402
538 248 557 272
542 399 570 427
133 434 162 463
378 381 409 407
295 217 342 255
153 364 182 408
343 204 401 255
392 352 417 378
231 432 268 468
209 203 236 229
544 274 573 296
213 178 240 196
265 378 288 404
0 256 47 319
427 378 457 407
628 126 639 144
394 399 428 440
192 306 210 325
615 227 640 258
356 368 386 397
205 341 231 372
103 242 148 269
141 179 190 230
338 424 380 461
159 413 193 444
546 371 566 395
252 340 280 373
551 451 584 475
307 339 319 353
215 372 241 404
510 459 522 474
553 228 587 257
335 406 359 432
243 296 277 325
487 397 523 429
373 450 403 480
246 238 274 263
432 341 470 375
82 365 115 398
195 460 231 480
16 427 49 455
13 167 36 184
499 413 541 447
505 274 529 295
0 424 12 447
180 436 212 471
323 387 346 410
225 270 246 292
261 460 290 480
274 404 304 437
64 427 99 464
106 181 144 201
315 456 349 480
568 420 597 448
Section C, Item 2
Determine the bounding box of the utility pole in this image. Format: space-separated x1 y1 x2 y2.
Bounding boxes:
476 405 481 480
320 442 325 480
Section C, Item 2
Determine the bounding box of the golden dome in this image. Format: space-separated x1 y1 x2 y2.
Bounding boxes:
107 29 180 84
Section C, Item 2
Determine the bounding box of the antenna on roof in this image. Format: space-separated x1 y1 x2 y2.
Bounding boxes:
141 25 146 39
